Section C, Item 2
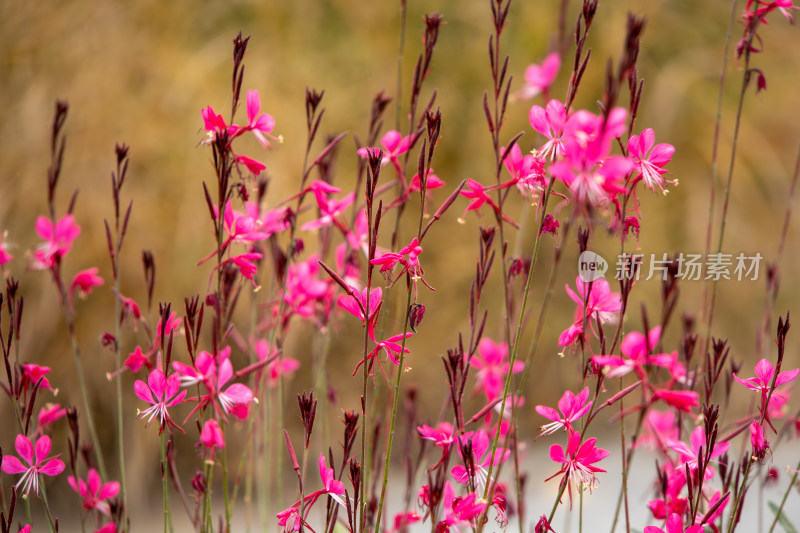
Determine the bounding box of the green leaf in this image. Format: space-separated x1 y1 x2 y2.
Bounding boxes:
769 501 798 533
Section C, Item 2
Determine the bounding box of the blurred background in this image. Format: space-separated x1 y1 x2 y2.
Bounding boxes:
1 0 799 527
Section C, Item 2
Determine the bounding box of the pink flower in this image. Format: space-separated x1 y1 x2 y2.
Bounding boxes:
436 482 486 532
22 363 53 391
68 468 120 516
458 179 518 227
255 340 299 388
644 513 704 533
635 409 678 451
545 431 609 507
123 345 152 373
300 188 355 232
0 232 13 266
357 130 415 180
70 267 104 306
172 347 254 419
667 426 729 478
529 99 568 160
371 238 429 290
559 276 621 347
1 434 65 496
338 286 383 326
134 368 187 432
520 53 561 99
276 454 346 524
31 214 80 270
750 420 770 460
417 422 457 450
592 327 677 381
244 89 279 148
535 387 592 436
652 389 699 413
628 129 675 193
37 403 67 434
451 430 509 492
200 419 225 450
469 338 523 401
733 358 799 409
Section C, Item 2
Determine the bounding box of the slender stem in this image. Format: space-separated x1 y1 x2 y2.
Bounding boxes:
548 480 568 525
395 0 407 131
768 458 800 533
40 484 57 533
727 457 754 533
161 431 170 533
373 286 414 533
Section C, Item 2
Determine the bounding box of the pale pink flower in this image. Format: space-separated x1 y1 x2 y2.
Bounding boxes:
68 468 120 516
1 434 65 496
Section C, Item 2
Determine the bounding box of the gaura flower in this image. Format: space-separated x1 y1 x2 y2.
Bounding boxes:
1 434 65 496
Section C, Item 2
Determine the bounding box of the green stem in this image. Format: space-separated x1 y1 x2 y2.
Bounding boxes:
161 431 171 533
40 484 57 533
726 457 754 533
373 287 414 533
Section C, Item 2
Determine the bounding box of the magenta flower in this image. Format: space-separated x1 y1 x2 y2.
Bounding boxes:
134 368 187 432
1 434 65 496
31 214 80 270
634 409 678 451
417 422 457 450
338 286 383 326
371 238 431 292
70 267 104 307
559 276 622 347
200 419 225 450
545 431 609 507
652 389 699 413
733 358 799 408
592 327 677 380
535 387 593 436
172 347 254 419
529 99 568 160
469 338 523 401
644 513 704 533
628 128 676 193
300 188 354 232
357 130 415 181
276 454 346 526
22 363 53 391
255 340 299 388
458 179 518 227
68 468 120 516
123 345 152 373
244 89 279 148
451 429 509 492
520 52 561 99
0 232 13 266
667 426 729 478
436 481 486 532
750 420 770 460
37 403 67 434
